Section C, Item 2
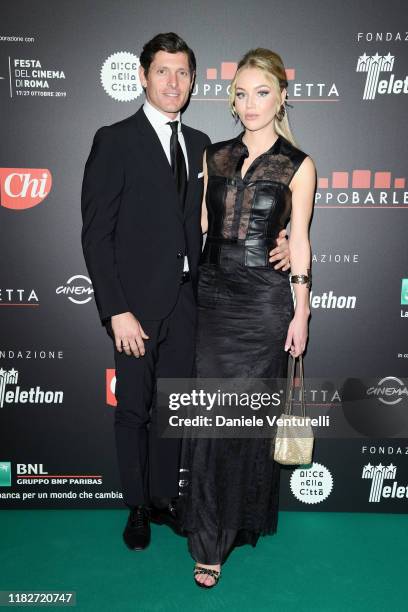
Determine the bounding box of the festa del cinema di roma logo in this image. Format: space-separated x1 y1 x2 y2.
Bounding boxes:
0 168 52 210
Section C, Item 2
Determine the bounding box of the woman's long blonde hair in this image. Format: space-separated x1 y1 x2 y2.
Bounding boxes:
229 48 297 147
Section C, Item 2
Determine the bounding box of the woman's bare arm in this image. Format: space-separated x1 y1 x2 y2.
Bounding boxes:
284 156 316 357
288 155 316 315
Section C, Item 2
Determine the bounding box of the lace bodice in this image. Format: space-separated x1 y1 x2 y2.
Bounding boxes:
202 133 307 267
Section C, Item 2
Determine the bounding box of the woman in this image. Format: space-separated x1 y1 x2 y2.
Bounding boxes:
178 48 316 588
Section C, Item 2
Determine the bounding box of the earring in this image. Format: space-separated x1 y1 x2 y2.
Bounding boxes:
276 103 285 121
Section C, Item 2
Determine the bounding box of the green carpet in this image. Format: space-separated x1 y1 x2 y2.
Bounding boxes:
0 510 406 611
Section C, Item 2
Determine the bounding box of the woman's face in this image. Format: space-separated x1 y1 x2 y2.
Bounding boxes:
234 67 284 132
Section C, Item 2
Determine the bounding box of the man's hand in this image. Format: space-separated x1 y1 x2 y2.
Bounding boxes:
269 229 290 271
111 312 149 357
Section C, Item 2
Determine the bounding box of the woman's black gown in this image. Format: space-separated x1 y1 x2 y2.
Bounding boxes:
178 132 308 564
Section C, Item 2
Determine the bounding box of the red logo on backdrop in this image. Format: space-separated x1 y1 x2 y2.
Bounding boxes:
106 369 117 407
0 168 52 210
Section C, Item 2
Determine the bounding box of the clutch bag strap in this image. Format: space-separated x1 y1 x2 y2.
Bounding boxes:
284 354 305 418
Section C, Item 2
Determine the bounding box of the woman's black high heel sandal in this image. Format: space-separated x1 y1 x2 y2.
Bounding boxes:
193 564 221 589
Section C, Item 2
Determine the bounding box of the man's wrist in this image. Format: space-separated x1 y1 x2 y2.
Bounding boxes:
111 311 131 320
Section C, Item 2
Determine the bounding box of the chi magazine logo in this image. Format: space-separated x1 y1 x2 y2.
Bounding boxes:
0 369 63 408
362 463 407 502
290 462 333 504
0 168 52 210
56 275 94 304
356 53 407 100
106 369 117 406
100 52 143 102
0 462 11 487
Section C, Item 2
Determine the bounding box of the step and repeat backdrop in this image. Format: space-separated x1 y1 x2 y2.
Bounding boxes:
1 0 407 511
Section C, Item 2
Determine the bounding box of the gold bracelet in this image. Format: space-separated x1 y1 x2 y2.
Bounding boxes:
290 271 312 289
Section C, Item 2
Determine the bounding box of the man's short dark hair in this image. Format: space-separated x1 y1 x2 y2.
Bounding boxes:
140 32 196 77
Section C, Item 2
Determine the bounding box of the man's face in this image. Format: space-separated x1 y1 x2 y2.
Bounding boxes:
139 50 194 119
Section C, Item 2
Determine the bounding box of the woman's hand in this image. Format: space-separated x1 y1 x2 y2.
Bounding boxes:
269 229 290 270
284 311 309 357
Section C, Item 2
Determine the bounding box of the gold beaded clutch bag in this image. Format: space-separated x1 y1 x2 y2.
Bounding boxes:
273 354 314 465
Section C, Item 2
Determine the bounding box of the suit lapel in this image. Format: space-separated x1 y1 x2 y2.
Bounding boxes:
134 107 183 222
181 125 197 218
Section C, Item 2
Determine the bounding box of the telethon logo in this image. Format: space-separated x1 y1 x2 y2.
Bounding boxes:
356 52 408 100
0 168 52 210
362 463 408 502
0 369 63 408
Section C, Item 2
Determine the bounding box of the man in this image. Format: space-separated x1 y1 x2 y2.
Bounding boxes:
81 32 290 551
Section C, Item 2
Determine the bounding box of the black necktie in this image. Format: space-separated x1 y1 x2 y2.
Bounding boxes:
167 120 187 211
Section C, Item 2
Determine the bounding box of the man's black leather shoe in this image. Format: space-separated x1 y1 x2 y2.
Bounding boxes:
123 506 151 550
149 500 182 535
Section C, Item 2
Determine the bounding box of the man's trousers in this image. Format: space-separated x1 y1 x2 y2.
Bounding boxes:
107 280 196 508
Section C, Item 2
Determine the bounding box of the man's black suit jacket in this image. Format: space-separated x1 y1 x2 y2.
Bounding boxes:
81 106 211 325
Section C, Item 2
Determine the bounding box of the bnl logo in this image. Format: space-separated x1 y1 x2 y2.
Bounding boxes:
401 279 408 305
362 463 396 502
0 462 11 487
356 53 394 100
